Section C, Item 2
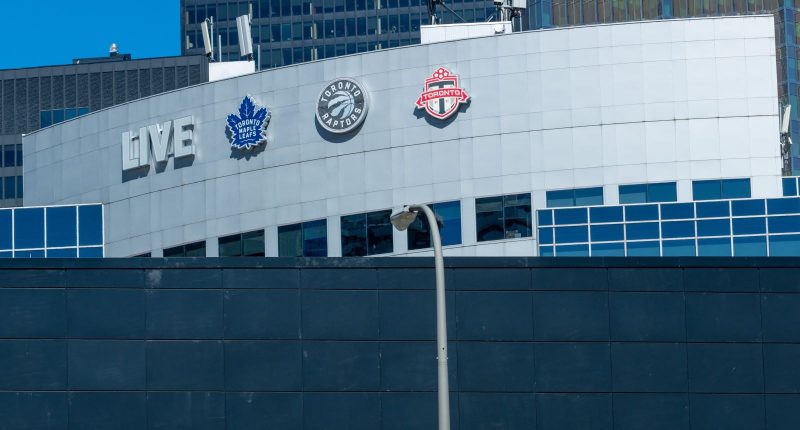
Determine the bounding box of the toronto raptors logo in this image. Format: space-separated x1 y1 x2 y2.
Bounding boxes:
316 78 369 134
415 67 470 120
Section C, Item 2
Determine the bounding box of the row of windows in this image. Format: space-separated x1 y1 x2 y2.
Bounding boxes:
783 176 800 196
0 204 103 258
538 197 800 257
40 107 89 128
1 144 22 168
546 179 751 208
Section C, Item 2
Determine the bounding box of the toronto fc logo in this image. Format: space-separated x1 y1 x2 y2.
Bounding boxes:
415 67 470 120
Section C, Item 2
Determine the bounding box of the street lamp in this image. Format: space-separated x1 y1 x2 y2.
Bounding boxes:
390 204 450 430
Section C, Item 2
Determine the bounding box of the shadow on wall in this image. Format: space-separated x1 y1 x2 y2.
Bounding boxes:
413 99 471 128
121 157 196 183
314 114 365 144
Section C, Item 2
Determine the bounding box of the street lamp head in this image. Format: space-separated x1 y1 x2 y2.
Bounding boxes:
390 207 418 231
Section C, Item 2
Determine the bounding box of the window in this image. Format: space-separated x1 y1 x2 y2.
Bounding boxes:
619 182 677 204
133 252 152 258
783 177 799 196
407 201 462 250
219 230 265 257
341 210 393 256
14 208 44 249
546 187 603 207
46 206 77 248
476 194 532 242
692 178 751 200
78 205 103 246
3 145 15 167
163 240 206 257
279 220 328 257
3 176 15 199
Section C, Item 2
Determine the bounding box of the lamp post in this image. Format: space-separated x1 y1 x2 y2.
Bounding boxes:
390 204 450 430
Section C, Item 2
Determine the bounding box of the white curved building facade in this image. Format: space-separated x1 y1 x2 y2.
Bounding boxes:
23 15 786 258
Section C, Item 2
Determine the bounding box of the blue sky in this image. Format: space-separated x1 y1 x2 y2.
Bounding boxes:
0 0 180 69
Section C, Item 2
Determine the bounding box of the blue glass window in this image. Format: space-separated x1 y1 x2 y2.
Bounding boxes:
52 109 64 124
783 178 799 196
4 176 15 199
221 230 266 257
663 239 695 256
341 213 367 256
341 209 392 256
4 145 15 167
538 228 553 245
164 241 205 257
79 247 104 258
555 226 588 243
546 187 603 207
661 221 694 239
40 111 52 128
698 238 731 256
503 194 532 239
46 206 77 248
768 216 800 234
626 222 659 240
625 205 658 221
661 203 694 220
279 221 325 257
554 208 587 225
0 210 10 250
732 199 765 216
15 249 45 258
693 180 721 201
476 194 531 242
16 176 22 198
696 201 729 218
767 198 800 215
591 224 624 242
619 184 647 204
591 242 625 256
556 244 589 256
733 236 767 256
15 146 21 168
48 248 77 258
619 182 677 204
538 210 553 226
539 246 554 256
769 234 800 256
0 251 11 258
14 208 44 249
78 205 103 246
627 241 660 256
407 201 461 250
697 219 730 237
722 179 751 199
590 206 623 223
732 217 766 235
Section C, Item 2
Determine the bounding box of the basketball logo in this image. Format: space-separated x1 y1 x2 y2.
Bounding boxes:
316 78 369 134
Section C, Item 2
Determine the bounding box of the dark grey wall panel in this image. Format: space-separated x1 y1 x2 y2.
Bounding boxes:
0 257 798 429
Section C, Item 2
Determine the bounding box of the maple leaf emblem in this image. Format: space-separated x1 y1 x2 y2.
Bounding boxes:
226 95 270 150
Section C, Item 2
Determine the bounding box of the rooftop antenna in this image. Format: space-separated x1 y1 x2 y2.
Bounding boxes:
200 18 213 58
781 104 793 176
236 14 254 61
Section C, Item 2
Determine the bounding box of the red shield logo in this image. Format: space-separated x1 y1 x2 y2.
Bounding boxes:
415 67 469 120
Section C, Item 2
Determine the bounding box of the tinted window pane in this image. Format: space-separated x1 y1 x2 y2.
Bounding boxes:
243 231 265 256
538 228 553 245
48 248 77 258
539 246 554 256
4 145 15 167
476 197 503 242
769 216 800 233
341 213 367 256
733 236 767 256
769 234 800 256
184 241 205 257
15 144 22 166
0 210 10 250
219 233 244 257
627 241 660 256
366 210 392 255
698 238 731 256
697 219 730 236
625 204 658 221
574 187 603 206
14 208 44 249
663 239 695 256
546 189 573 208
4 176 15 199
279 223 303 257
78 205 103 246
163 245 185 257
591 242 624 256
696 201 729 218
783 178 798 196
554 208 587 225
590 206 623 223
626 222 659 240
661 203 694 220
555 226 588 243
767 198 800 215
693 180 721 200
590 224 624 242
407 215 431 250
619 184 647 204
662 221 694 238
721 178 751 199
303 220 327 257
436 201 461 247
732 217 766 235
538 210 553 226
46 206 77 247
504 194 531 238
15 249 45 258
732 199 765 216
78 247 104 258
0 251 10 258
556 244 589 256
16 176 22 198
648 182 677 202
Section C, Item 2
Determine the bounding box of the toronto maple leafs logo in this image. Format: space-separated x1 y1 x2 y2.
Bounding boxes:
227 96 270 150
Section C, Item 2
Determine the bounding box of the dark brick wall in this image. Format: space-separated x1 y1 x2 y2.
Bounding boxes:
0 257 799 429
